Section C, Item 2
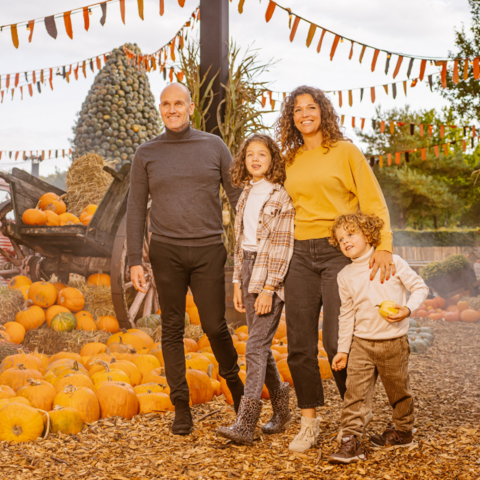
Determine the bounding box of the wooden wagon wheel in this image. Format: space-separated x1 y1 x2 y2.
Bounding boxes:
111 212 159 329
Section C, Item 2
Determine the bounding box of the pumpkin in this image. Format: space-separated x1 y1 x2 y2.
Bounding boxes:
0 364 43 391
186 368 214 404
235 326 248 336
444 311 460 322
55 373 95 393
274 320 287 340
0 385 16 400
138 391 174 414
51 313 77 332
108 337 135 354
53 385 100 423
76 314 97 332
127 329 154 349
84 354 116 371
134 383 170 395
82 215 93 226
186 306 200 325
236 331 249 341
48 405 83 434
272 341 288 355
270 349 281 362
32 349 49 372
107 330 151 351
132 355 160 379
15 305 46 331
38 192 59 210
52 282 67 294
0 351 45 375
106 359 141 387
16 285 29 301
141 367 168 386
16 379 57 411
42 193 66 214
145 344 164 365
0 329 12 343
318 357 333 380
434 297 446 309
46 305 71 327
446 305 459 312
136 313 161 329
92 366 131 390
197 334 211 350
46 359 87 376
80 342 107 357
49 352 83 365
22 208 47 226
57 288 85 312
44 210 61 226
87 273 111 287
220 370 246 404
96 316 120 333
428 312 443 321
211 379 222 397
58 212 80 225
183 338 199 353
457 301 469 312
185 353 214 378
460 309 480 323
28 281 57 308
8 276 32 290
0 403 44 442
276 359 293 386
96 381 139 419
0 397 31 408
2 323 25 345
80 205 97 221
199 352 219 379
235 342 247 355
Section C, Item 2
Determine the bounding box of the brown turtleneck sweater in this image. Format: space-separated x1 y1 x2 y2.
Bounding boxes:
126 124 241 267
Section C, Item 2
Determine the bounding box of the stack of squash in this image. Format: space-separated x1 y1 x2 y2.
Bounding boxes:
21 192 97 228
412 296 480 323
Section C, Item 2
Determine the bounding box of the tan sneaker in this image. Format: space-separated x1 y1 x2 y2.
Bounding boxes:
288 416 319 453
336 409 373 443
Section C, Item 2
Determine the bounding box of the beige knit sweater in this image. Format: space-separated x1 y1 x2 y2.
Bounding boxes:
337 247 429 353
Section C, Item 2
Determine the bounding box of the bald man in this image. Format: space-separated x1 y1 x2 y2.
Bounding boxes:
126 83 243 435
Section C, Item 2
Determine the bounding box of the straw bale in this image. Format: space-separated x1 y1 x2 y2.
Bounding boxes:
65 153 113 217
185 323 204 342
23 325 111 355
68 279 115 318
0 287 25 325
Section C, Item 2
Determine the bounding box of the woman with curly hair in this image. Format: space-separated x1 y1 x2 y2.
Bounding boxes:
275 86 394 453
217 134 295 445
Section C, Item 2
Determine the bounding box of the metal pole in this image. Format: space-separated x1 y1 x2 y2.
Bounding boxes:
200 0 229 136
31 158 39 178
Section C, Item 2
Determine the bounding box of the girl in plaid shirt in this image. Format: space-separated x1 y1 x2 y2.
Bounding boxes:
217 134 295 445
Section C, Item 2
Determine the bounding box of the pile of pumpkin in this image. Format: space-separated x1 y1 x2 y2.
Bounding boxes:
21 191 98 227
412 295 480 324
1 274 119 345
407 319 434 354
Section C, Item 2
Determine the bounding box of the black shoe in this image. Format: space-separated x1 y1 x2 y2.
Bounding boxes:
217 396 262 446
262 382 292 434
172 400 193 436
227 376 245 414
370 426 414 448
328 435 366 464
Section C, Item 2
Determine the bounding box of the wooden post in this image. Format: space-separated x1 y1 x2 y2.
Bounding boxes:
200 0 229 135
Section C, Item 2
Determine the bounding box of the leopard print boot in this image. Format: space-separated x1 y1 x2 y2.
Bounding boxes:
262 382 292 434
217 396 262 446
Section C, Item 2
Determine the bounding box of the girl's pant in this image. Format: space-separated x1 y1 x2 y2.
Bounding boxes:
242 251 283 399
284 238 351 409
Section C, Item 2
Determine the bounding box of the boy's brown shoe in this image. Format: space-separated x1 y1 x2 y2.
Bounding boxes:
370 427 414 448
328 435 366 464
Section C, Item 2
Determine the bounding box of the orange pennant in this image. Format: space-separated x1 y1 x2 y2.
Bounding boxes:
138 0 144 20
20 86 23 100
474 57 480 80
443 144 449 156
421 148 426 160
419 59 426 81
15 73 19 88
361 118 365 130
74 63 79 80
120 0 126 23
316 29 326 53
306 24 316 47
82 61 86 78
395 152 401 165
238 0 245 14
371 49 380 72
96 57 101 70
170 42 176 61
64 12 73 39
28 84 33 97
349 41 354 60
265 1 276 22
330 35 340 61
419 124 424 137
160 0 164 16
380 120 385 133
169 67 174 83
387 153 392 166
11 24 19 49
348 90 353 107
338 91 342 108
83 7 90 31
28 20 35 42
440 125 444 138
379 155 383 168
434 145 439 157
178 0 185 5
6 75 10 89
340 115 345 126
441 62 447 89
177 71 184 82
393 56 403 79
390 121 395 134
370 86 375 103
351 117 355 128
462 139 466 152
452 60 459 84
359 45 366 63
464 59 469 81
290 16 301 42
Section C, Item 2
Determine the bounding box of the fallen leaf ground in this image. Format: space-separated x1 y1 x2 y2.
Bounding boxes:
1 320 479 480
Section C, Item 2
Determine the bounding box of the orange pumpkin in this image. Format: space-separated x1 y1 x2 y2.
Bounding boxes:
87 273 110 287
0 352 45 375
76 315 97 332
31 350 49 371
38 192 59 210
141 367 168 385
272 341 288 355
96 381 139 419
416 310 429 318
185 353 215 378
22 208 47 226
444 311 460 323
80 205 97 222
434 297 446 309
44 210 60 226
15 306 46 331
183 338 199 353
3 322 25 345
96 316 119 333
197 334 210 350
460 309 480 323
220 369 246 404
8 276 32 290
54 373 95 393
0 364 43 391
457 301 469 312
53 385 100 423
58 213 80 226
186 306 200 325
235 342 247 355
134 383 170 395
57 288 85 312
44 196 67 215
211 379 222 397
49 352 83 365
132 355 160 379
274 320 287 340
28 281 57 308
186 368 214 404
137 391 174 414
428 312 443 321
276 359 293 386
16 379 57 410
46 305 71 327
79 342 107 357
52 282 67 294
16 285 29 301
0 385 16 400
0 329 12 343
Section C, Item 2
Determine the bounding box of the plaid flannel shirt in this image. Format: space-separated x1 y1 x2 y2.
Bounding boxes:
233 182 295 301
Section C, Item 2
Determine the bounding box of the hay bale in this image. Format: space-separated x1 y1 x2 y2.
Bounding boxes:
65 153 113 216
185 324 204 342
23 325 111 355
68 279 115 318
0 287 25 325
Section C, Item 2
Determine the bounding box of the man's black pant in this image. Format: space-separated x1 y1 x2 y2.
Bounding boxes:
149 239 240 405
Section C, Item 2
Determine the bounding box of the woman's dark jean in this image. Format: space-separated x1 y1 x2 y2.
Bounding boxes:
284 238 351 408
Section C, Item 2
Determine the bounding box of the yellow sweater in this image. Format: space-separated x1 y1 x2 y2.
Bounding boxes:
284 141 393 252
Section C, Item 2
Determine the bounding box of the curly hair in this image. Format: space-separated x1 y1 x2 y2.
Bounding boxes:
329 212 384 249
274 85 350 165
230 134 286 187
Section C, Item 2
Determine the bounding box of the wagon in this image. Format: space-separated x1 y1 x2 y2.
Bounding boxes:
0 165 244 329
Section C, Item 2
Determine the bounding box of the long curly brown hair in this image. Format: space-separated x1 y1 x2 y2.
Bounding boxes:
275 85 350 165
329 212 384 249
230 134 286 187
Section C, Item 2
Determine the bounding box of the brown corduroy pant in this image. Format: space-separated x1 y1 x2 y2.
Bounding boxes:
342 335 414 439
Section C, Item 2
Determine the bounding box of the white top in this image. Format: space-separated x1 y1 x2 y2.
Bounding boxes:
337 247 429 353
241 178 274 252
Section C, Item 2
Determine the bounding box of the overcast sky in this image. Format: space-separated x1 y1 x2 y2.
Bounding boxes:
0 0 472 176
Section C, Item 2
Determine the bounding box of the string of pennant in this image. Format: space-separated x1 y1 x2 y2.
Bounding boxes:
2 0 187 48
256 0 479 85
0 7 200 104
0 149 72 161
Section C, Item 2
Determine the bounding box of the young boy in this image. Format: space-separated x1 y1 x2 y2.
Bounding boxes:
327 212 429 464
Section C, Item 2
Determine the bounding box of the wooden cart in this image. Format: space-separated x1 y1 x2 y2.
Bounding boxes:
0 166 244 329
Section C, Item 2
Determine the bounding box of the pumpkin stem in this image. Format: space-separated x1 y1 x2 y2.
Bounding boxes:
64 385 78 395
72 360 80 371
207 364 213 379
12 425 23 436
17 363 26 370
53 405 64 411
27 378 42 386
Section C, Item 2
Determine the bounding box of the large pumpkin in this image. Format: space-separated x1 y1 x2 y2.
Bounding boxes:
460 309 480 323
186 306 200 325
38 192 61 211
444 311 460 322
132 355 160 379
44 210 60 226
141 367 168 385
457 301 469 312
318 357 333 380
274 320 287 340
76 314 97 332
58 212 80 225
97 316 120 333
197 334 211 350
28 281 57 309
0 364 43 391
53 385 100 423
220 369 246 404
0 385 16 400
0 403 44 442
80 342 107 357
3 323 25 345
87 272 110 287
104 359 141 387
57 288 85 312
186 368 214 405
16 379 57 411
0 352 44 375
185 353 214 378
137 391 174 414
276 359 293 386
96 381 139 419
184 338 199 353
55 373 95 393
8 276 32 290
22 209 47 226
50 313 77 332
49 352 83 365
48 405 83 434
46 305 71 327
134 383 170 395
80 205 98 222
136 314 161 329
107 330 151 351
15 305 46 331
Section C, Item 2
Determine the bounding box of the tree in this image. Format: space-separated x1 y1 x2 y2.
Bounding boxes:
356 106 479 229
40 167 69 190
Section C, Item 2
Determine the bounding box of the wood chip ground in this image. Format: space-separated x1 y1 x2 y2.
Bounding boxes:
1 320 479 479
